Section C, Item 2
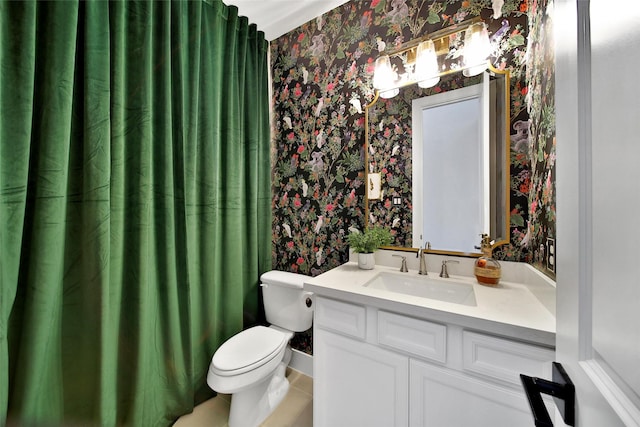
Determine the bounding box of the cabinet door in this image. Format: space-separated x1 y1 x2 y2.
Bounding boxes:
410 359 535 427
314 328 409 427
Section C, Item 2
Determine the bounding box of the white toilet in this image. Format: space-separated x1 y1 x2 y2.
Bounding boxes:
207 270 313 427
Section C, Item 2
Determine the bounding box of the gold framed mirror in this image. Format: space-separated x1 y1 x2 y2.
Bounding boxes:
365 65 511 256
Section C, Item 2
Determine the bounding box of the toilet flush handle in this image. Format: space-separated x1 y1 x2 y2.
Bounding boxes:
303 291 313 308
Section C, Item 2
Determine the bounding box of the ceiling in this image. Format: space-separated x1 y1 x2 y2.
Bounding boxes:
223 0 351 41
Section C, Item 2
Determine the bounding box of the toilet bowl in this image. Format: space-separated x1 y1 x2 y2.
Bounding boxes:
207 271 313 427
208 325 292 394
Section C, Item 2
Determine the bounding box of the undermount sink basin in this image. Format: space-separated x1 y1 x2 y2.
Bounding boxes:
363 272 477 306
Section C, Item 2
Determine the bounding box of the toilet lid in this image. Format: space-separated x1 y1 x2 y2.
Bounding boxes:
212 326 287 375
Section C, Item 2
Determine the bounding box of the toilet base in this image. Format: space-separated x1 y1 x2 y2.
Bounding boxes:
228 362 290 427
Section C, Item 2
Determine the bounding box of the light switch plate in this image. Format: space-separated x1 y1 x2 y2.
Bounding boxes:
367 173 381 200
546 238 555 273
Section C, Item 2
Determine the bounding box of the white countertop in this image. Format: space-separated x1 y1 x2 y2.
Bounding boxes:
304 261 556 347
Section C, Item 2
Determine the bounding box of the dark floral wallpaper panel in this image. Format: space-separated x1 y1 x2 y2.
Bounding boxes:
270 0 556 354
520 0 555 273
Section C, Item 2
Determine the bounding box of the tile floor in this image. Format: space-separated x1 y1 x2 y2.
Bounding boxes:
174 369 313 427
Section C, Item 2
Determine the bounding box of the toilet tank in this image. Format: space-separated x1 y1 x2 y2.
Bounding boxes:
261 270 313 332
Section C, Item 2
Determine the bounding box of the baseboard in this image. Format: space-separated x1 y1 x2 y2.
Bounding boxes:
290 348 313 378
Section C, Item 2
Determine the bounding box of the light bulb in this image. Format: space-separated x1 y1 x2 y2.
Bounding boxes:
379 88 399 99
373 55 395 90
463 22 490 76
415 40 440 88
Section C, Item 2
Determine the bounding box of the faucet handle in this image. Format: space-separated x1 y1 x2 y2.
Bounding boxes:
392 254 409 272
440 259 460 278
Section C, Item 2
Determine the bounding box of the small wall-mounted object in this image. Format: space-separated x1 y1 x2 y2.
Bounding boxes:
546 238 555 273
368 173 381 200
520 362 575 426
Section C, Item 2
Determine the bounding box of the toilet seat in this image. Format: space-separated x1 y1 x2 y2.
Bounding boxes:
211 326 288 377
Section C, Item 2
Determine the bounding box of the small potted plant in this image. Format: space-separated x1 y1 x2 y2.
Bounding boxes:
347 226 393 270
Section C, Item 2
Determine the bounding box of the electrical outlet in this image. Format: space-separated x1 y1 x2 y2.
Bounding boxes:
546 238 555 273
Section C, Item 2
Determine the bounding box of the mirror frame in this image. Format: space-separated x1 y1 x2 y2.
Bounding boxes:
364 64 511 257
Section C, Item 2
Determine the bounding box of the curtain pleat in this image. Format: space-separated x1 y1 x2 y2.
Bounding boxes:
0 1 271 425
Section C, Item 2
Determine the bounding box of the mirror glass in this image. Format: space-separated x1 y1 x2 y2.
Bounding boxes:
365 66 510 255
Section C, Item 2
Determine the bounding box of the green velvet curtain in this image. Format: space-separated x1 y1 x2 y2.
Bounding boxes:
0 1 271 425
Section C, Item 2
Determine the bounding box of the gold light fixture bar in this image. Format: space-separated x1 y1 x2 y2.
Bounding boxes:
382 17 483 59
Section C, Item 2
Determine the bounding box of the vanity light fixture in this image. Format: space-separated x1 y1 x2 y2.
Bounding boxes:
372 18 491 98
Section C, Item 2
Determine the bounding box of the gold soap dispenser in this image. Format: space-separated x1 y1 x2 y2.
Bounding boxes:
474 234 501 286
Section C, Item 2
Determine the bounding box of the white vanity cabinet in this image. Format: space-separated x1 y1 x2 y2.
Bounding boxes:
313 296 409 427
313 296 555 427
315 329 409 427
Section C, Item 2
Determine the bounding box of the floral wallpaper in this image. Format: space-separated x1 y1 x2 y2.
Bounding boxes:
270 0 556 354
518 0 555 274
